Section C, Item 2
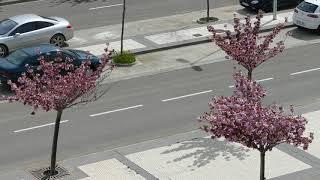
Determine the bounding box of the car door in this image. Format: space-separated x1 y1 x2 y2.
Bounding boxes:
7 22 38 50
34 21 55 44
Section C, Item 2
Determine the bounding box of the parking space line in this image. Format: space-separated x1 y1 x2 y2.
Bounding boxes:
161 90 213 102
228 77 274 88
14 120 69 133
89 3 123 10
290 68 320 75
90 104 144 117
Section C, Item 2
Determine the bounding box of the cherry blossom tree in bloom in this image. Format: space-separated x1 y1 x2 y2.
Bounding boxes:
207 10 286 80
199 71 313 180
7 48 114 178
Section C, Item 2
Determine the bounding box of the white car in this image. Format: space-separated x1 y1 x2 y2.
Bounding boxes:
0 14 73 57
293 0 320 32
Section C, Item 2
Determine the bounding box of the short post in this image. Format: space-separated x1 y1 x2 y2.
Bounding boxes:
273 0 277 20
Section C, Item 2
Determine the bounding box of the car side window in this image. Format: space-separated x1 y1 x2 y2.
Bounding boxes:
9 22 36 36
35 21 54 30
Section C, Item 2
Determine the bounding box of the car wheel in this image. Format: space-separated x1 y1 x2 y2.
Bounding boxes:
261 2 272 12
50 34 66 47
0 44 8 57
317 26 320 35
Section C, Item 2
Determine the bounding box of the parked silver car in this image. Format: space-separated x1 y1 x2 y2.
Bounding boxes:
0 14 73 57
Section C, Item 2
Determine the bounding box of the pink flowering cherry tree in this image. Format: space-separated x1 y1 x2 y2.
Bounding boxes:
7 48 114 178
199 71 313 180
207 10 286 80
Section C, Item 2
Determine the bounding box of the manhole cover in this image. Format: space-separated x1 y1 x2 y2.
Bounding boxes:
29 165 70 180
193 33 203 37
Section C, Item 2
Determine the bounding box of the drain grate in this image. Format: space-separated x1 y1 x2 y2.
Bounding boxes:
192 33 203 37
29 165 70 180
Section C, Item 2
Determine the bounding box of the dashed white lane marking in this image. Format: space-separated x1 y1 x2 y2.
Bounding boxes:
161 90 213 102
14 120 69 133
90 104 143 117
290 67 320 76
228 77 274 88
89 3 123 10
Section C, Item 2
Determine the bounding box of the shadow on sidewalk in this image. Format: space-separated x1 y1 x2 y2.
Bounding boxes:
161 137 250 168
176 49 222 72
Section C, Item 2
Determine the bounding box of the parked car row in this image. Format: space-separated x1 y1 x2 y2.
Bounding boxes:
239 0 303 12
0 14 104 86
240 0 320 33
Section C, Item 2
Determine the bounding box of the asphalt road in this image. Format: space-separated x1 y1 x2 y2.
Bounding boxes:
0 42 319 173
0 0 238 30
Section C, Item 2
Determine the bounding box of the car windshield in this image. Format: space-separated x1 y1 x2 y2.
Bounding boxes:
0 19 17 35
297 1 318 13
6 50 29 65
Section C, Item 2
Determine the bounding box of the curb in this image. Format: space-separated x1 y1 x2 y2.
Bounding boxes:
133 22 295 56
0 0 39 6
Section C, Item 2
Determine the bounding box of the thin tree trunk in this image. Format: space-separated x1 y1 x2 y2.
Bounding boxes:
206 0 210 22
120 0 126 54
50 109 63 176
248 70 252 80
260 151 266 180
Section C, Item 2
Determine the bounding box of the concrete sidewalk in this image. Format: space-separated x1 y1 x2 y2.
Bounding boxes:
73 8 294 56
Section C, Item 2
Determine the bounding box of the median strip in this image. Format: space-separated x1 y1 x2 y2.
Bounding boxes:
228 77 274 88
290 68 320 76
90 104 144 117
14 120 69 133
161 90 213 102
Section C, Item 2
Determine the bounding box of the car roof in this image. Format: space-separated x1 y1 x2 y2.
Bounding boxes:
305 0 320 6
20 44 61 56
8 14 44 25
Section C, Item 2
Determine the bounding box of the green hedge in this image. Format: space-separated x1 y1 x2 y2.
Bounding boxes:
113 51 136 64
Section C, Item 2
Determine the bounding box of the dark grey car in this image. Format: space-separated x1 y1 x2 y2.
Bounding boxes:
0 14 74 57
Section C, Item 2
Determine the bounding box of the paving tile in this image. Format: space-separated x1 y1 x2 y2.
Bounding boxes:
302 110 320 159
78 158 145 180
75 39 146 55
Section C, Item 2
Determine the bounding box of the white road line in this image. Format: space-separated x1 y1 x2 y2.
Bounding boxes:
89 3 123 10
14 120 69 133
90 104 143 117
161 90 213 102
228 77 274 88
290 68 320 75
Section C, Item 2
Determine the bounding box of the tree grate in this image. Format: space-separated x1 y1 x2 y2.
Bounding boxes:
29 165 70 180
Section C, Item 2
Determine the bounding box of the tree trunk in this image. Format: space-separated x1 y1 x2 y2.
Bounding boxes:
260 151 266 180
206 0 210 22
50 109 63 176
248 70 252 80
120 0 126 54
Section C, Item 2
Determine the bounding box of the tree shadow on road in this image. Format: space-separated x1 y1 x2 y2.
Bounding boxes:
161 137 250 168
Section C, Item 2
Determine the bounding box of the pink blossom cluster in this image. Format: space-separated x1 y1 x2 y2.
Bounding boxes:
207 11 285 73
200 71 313 152
8 49 114 112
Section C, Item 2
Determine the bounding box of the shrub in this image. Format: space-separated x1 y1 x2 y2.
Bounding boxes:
112 51 136 64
